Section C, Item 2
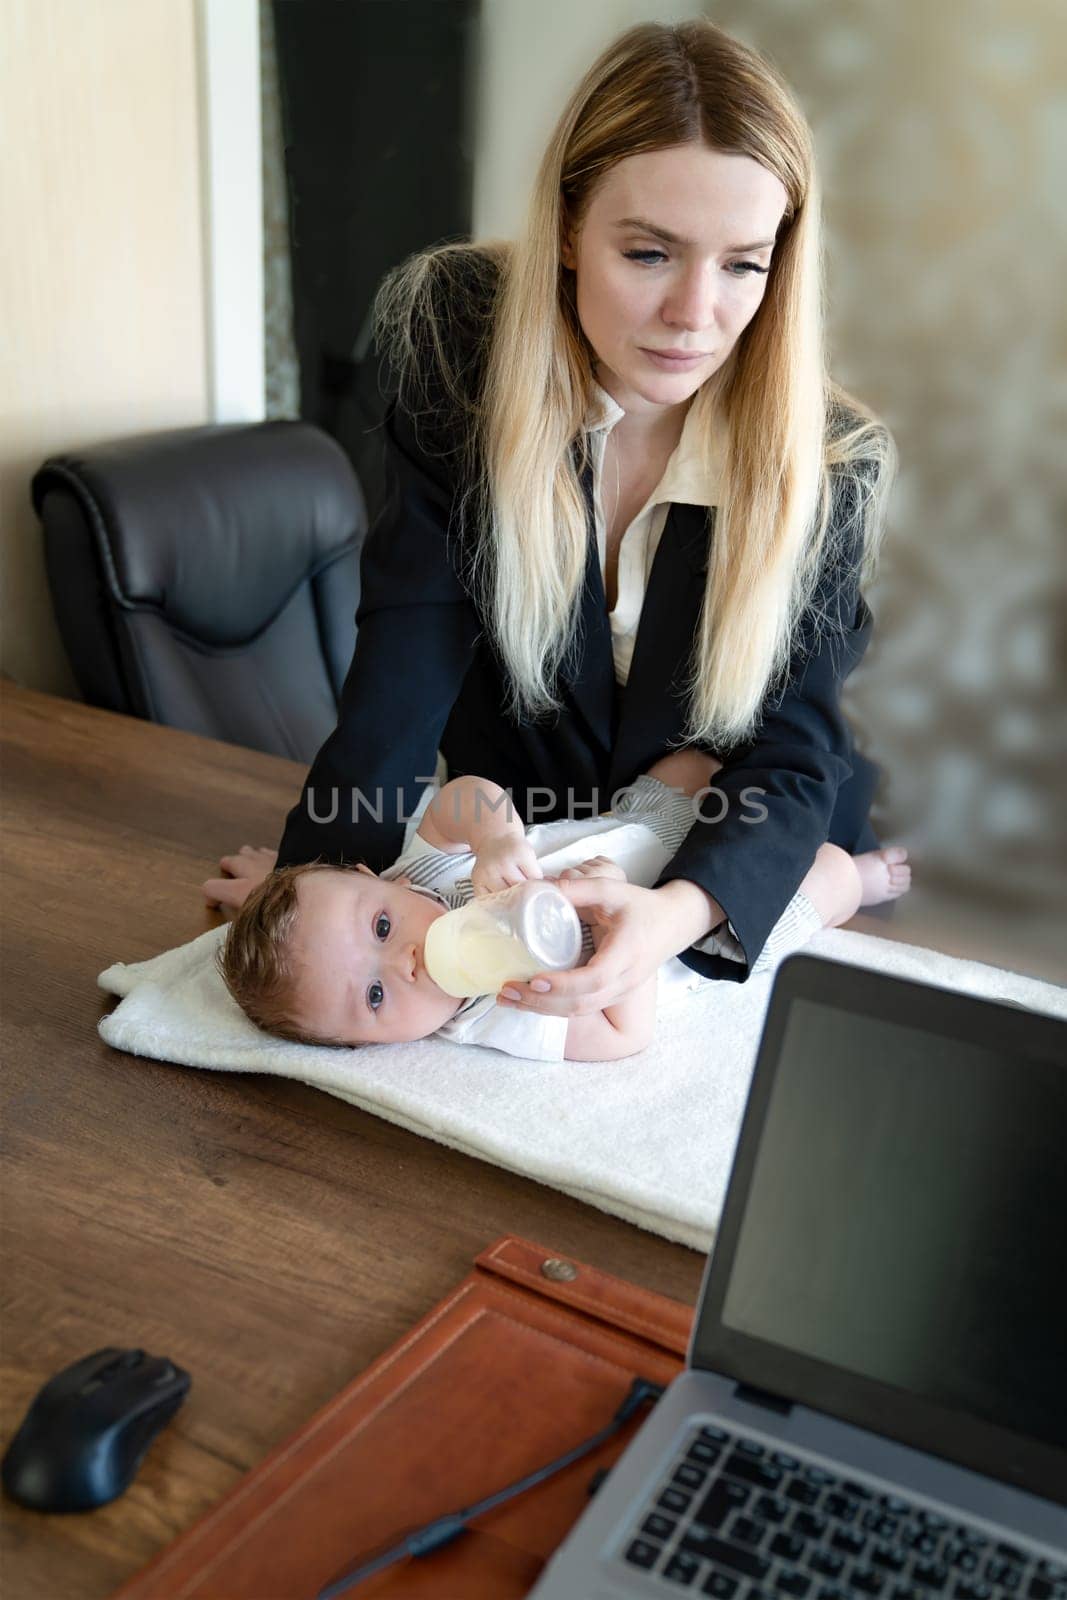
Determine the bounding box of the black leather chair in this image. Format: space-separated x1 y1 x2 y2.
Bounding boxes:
32 420 366 763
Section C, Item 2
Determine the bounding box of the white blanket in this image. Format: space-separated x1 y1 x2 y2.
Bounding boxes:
98 823 1067 1250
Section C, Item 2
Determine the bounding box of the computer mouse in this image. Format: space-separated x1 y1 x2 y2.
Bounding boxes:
1 1346 191 1513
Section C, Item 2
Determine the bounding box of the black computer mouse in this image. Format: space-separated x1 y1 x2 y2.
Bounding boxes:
1 1346 191 1513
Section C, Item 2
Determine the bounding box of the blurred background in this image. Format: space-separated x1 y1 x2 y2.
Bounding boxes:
4 0 1064 980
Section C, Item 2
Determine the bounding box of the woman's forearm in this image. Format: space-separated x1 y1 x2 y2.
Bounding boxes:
654 877 726 952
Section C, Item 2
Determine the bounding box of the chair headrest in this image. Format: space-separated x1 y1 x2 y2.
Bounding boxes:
32 421 366 647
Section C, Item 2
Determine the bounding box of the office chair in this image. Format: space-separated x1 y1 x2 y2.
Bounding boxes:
32 420 366 763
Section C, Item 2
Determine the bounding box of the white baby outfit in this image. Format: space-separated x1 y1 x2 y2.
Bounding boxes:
382 775 821 1061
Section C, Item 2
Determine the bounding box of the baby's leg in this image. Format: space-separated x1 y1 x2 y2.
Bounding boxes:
644 747 722 798
611 749 724 862
800 842 911 929
798 844 863 929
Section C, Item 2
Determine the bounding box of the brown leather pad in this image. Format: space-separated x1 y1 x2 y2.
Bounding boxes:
113 1236 691 1599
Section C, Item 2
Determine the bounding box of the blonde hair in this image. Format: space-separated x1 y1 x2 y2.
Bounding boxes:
376 19 894 749
218 863 354 1049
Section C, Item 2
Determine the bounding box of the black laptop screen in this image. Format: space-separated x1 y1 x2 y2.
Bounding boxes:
715 996 1067 1456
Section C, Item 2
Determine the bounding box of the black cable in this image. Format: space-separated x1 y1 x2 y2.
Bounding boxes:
315 1376 665 1600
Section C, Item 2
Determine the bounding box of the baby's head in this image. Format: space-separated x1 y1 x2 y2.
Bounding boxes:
219 863 463 1047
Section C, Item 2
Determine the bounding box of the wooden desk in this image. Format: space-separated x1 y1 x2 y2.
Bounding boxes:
0 687 705 1600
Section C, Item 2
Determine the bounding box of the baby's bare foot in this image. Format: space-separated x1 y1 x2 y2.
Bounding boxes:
854 846 911 906
558 854 627 883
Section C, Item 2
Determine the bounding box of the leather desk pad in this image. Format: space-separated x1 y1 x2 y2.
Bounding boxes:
113 1236 692 1599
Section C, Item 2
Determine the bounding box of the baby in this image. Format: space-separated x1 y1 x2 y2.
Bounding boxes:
216 749 910 1062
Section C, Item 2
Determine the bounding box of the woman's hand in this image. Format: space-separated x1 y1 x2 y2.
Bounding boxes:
202 845 277 912
470 834 543 897
495 876 724 1015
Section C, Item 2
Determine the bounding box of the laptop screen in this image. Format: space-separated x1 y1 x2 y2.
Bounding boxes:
693 957 1067 1502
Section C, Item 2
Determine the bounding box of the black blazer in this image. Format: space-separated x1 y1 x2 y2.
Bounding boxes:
277 274 881 981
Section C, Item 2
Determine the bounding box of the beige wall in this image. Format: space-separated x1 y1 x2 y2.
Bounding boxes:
0 0 208 696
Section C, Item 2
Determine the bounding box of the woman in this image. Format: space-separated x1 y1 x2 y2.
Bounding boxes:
211 19 901 1021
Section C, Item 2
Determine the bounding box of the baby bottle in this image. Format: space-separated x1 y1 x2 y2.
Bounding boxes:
423 881 583 999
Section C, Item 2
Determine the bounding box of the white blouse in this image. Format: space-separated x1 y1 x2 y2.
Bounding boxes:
585 383 755 967
585 382 722 685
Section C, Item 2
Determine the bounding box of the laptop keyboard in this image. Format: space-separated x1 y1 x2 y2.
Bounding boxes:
619 1423 1065 1598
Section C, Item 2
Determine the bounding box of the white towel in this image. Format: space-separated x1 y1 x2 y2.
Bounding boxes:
98 829 1067 1250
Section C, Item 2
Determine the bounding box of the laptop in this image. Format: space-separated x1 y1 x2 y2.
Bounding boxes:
531 953 1067 1597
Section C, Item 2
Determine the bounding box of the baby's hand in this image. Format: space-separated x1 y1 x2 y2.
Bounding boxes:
556 854 628 884
471 835 543 897
202 844 277 912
